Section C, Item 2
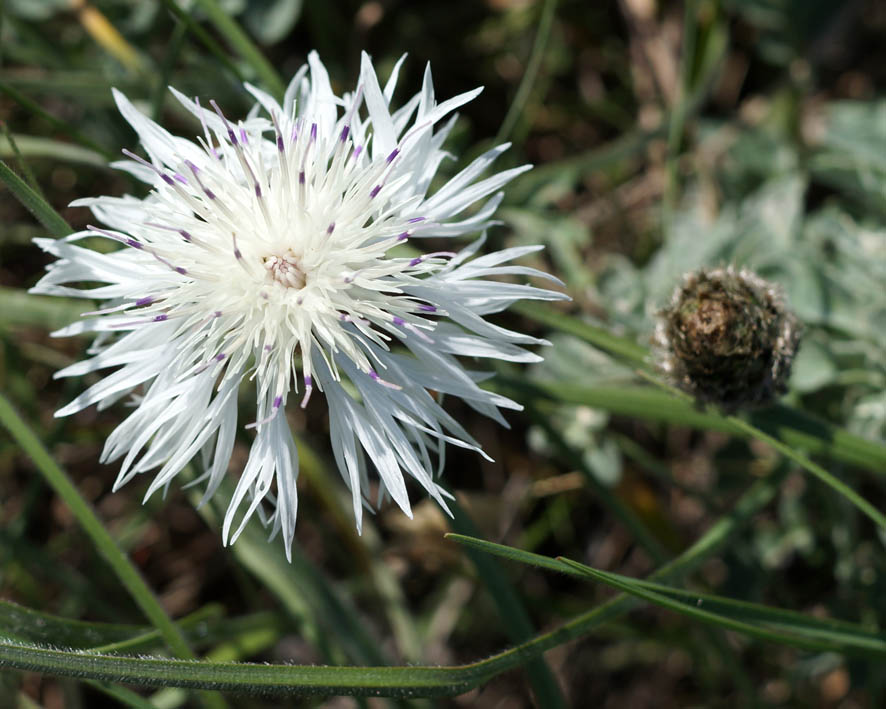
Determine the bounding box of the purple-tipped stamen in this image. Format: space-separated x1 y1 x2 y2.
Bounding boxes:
300 375 313 409
327 222 335 235
246 394 283 429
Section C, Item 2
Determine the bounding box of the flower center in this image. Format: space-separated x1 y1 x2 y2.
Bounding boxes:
263 251 307 289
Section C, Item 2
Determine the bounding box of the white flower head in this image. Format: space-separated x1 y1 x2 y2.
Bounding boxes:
32 51 566 559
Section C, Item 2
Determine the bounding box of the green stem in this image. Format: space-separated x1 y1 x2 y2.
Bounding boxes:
0 394 226 709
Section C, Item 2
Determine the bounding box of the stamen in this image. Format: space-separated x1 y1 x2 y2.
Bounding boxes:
300 375 313 409
245 395 283 429
369 370 402 390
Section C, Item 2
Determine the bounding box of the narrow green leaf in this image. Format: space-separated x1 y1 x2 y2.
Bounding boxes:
0 474 785 697
0 80 115 160
446 534 886 658
449 497 567 708
0 288 86 331
555 558 886 658
192 0 286 99
0 123 44 198
494 0 559 146
0 394 227 709
191 475 391 666
501 377 886 474
0 159 71 238
0 134 108 166
158 0 246 84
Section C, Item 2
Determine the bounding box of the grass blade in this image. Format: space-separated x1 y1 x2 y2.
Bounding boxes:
192 0 286 99
449 497 567 708
0 394 226 709
0 159 71 238
0 472 785 696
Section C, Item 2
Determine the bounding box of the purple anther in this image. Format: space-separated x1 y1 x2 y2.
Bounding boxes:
264 344 272 351
161 174 175 186
273 395 283 408
419 304 437 312
205 188 216 200
310 123 317 142
369 370 379 381
153 314 168 322
339 313 351 322
126 238 143 250
185 160 200 173
370 184 382 198
386 148 400 163
340 125 350 143
254 184 262 198
234 249 242 260
393 316 405 326
354 145 363 159
304 375 313 387
408 217 426 223
277 135 285 152
240 127 248 145
397 232 409 241
299 171 306 185
214 311 223 318
326 222 335 235
135 296 154 306
214 353 226 361
227 129 238 145
180 230 192 241
175 266 188 275
409 257 422 267
290 126 298 143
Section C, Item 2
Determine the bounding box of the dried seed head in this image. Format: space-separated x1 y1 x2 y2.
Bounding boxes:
655 267 802 412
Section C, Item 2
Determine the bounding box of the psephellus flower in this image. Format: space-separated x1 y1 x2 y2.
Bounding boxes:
32 52 566 559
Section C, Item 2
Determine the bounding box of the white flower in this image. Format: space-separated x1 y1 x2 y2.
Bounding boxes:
32 51 566 559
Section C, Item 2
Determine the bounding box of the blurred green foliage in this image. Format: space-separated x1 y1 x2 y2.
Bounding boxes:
2 0 886 706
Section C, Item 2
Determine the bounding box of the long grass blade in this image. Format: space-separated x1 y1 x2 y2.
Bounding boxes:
0 159 71 238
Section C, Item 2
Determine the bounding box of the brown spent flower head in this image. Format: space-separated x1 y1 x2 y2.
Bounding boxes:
655 267 802 412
